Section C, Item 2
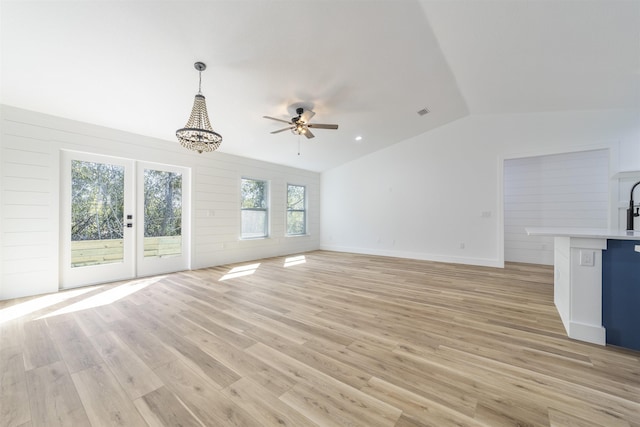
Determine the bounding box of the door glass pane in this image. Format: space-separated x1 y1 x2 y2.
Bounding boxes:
144 169 182 258
71 160 125 267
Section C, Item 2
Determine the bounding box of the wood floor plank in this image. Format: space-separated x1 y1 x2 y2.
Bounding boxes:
25 361 90 427
185 326 298 396
392 414 433 427
546 407 627 427
248 342 402 426
134 386 203 427
305 338 478 417
222 377 319 427
88 330 163 400
72 309 110 337
473 398 550 427
190 308 249 335
47 317 102 373
280 381 401 427
167 281 234 312
71 363 147 427
265 310 355 346
287 308 400 351
0 317 25 349
151 319 242 389
22 319 60 371
246 327 371 390
362 376 484 427
0 346 31 427
228 306 310 345
178 308 257 349
110 319 176 370
92 303 127 323
154 358 259 426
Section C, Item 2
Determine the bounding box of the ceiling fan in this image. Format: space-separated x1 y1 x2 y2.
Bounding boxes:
263 107 338 139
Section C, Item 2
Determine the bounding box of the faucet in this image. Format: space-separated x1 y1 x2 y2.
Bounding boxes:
627 180 640 231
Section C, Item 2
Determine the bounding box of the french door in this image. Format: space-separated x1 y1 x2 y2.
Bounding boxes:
60 151 190 289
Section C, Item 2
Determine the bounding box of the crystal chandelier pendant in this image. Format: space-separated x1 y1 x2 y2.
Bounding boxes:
176 62 222 153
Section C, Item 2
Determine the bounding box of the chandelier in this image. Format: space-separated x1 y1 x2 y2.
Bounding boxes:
176 62 222 153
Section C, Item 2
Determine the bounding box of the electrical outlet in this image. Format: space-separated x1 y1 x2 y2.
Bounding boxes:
579 250 595 267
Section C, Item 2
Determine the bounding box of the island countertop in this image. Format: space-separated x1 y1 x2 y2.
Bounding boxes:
526 227 640 240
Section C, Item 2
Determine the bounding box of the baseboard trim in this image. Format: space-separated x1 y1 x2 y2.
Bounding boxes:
568 321 606 346
319 244 504 268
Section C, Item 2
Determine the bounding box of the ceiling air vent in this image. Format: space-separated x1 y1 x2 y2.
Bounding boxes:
417 107 430 116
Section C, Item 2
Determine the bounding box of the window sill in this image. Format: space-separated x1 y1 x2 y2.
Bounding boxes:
239 236 270 241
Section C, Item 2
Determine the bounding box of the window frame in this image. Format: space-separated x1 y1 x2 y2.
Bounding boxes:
240 177 269 239
286 183 307 236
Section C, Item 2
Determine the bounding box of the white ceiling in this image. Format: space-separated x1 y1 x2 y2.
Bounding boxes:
2 0 638 172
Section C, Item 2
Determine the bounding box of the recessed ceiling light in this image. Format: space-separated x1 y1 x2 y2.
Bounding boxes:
355 136 362 141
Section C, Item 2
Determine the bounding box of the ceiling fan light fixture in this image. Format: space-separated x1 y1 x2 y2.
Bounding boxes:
176 62 222 153
293 124 307 135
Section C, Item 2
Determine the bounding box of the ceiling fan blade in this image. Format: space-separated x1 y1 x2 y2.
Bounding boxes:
304 128 315 139
263 116 293 124
300 110 315 123
271 126 294 134
307 123 339 130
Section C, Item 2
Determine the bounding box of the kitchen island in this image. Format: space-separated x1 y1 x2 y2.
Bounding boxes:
526 227 640 350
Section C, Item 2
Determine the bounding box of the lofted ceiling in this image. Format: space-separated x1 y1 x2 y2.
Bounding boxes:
1 0 638 172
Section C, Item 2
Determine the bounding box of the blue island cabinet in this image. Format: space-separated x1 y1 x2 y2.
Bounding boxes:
602 240 640 351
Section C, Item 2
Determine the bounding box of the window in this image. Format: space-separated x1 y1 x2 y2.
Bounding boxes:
241 178 268 238
287 184 306 235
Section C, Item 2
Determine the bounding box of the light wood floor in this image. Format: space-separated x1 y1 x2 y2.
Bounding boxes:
1 251 639 427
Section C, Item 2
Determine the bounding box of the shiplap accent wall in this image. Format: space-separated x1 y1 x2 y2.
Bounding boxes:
504 149 609 265
0 105 320 300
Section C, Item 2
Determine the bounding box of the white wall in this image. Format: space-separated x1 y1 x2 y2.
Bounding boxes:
504 149 609 265
320 109 640 267
0 105 320 300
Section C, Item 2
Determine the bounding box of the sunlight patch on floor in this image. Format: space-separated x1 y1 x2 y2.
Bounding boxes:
0 286 99 325
284 255 306 268
219 263 261 281
36 276 164 319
